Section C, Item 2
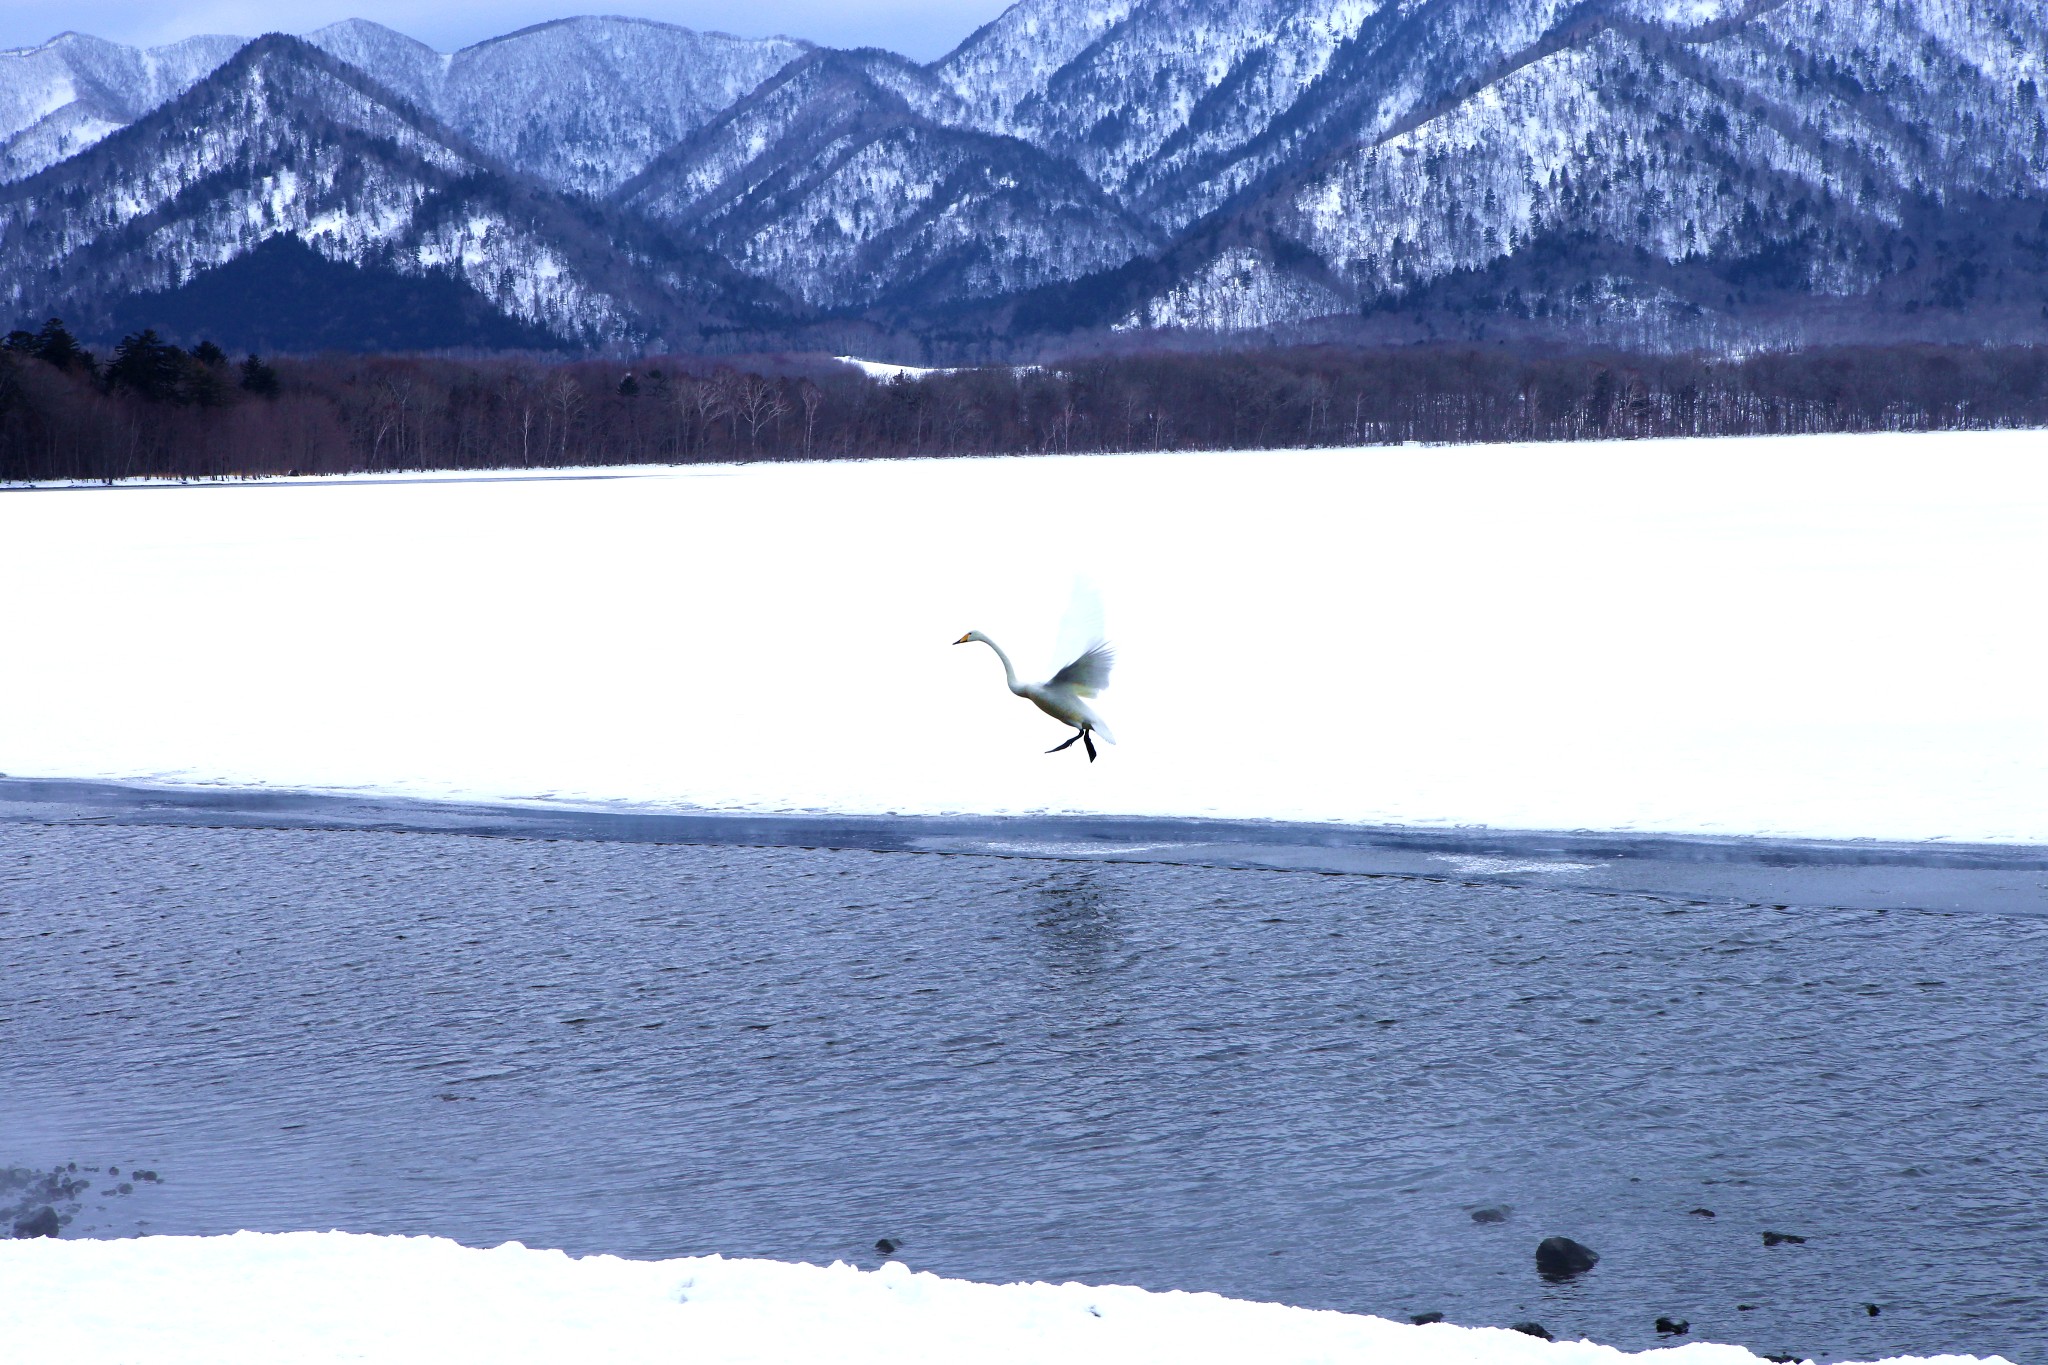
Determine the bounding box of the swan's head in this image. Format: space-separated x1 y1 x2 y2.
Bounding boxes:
954 631 986 646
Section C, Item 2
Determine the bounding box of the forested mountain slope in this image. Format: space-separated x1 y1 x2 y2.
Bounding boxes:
3 1 2044 353
0 37 795 349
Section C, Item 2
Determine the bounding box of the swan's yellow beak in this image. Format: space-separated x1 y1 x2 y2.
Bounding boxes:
953 633 973 645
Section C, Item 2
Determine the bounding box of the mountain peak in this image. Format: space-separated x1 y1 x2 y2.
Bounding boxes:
459 13 813 54
7 0 2048 353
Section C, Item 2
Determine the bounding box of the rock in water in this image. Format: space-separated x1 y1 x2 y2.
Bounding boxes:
874 1237 900 1255
1656 1317 1690 1335
1410 1312 1445 1325
1511 1322 1554 1340
1864 1303 1881 1316
1535 1235 1599 1281
1470 1205 1510 1224
13 1206 59 1238
1762 1231 1807 1246
1688 1207 1716 1218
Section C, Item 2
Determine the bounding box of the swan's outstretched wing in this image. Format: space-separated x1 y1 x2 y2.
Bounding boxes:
1047 641 1114 696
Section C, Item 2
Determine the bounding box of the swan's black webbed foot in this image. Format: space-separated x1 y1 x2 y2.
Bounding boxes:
1083 730 1098 762
1047 731 1083 754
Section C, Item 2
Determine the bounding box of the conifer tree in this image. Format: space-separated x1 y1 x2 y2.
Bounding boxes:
239 354 282 397
33 318 91 373
107 330 186 401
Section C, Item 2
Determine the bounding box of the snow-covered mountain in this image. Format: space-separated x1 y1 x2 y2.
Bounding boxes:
310 17 811 196
1100 0 2048 337
3 2 2046 352
618 49 1156 310
0 36 793 349
0 18 807 195
932 0 1382 230
0 31 247 183
940 0 2048 345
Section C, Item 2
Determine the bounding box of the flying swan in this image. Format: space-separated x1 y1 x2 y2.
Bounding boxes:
954 631 1117 761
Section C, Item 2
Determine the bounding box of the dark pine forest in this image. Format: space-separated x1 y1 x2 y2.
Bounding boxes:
4 320 2048 483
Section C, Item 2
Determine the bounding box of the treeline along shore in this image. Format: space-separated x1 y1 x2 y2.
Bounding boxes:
5 320 2048 482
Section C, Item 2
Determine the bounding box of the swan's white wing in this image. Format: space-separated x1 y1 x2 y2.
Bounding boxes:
1047 641 1114 696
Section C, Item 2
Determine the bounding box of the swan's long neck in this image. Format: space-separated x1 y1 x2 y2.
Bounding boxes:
978 637 1025 694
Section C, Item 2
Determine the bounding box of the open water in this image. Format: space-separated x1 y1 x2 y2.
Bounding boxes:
3 821 2044 1361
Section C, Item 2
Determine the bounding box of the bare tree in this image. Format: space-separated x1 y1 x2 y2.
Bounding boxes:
1298 374 1330 444
1116 383 1149 451
546 373 584 460
1049 388 1080 453
665 374 698 456
798 379 823 458
707 367 744 451
732 374 788 451
366 375 414 464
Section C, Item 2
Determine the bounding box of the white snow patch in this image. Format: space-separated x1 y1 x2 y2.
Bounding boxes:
1117 246 1347 331
836 355 962 379
1441 855 1600 876
2 432 2045 844
0 1231 2013 1365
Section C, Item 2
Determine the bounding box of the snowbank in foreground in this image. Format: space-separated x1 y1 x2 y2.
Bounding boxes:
2 432 2044 842
0 1231 2007 1365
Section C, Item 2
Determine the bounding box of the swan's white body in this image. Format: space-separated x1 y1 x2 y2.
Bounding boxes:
956 631 1116 749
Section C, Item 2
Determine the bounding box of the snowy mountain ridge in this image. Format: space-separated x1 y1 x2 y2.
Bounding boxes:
0 36 794 350
0 31 248 184
0 17 808 194
617 48 1158 310
3 2 2046 353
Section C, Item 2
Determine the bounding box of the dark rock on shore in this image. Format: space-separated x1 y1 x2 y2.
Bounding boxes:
1511 1322 1553 1340
1762 1231 1807 1246
1535 1235 1599 1281
1655 1316 1690 1335
13 1205 59 1238
1410 1311 1445 1325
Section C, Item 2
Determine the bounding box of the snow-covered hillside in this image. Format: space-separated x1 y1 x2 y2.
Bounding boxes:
3 1 2047 348
0 31 246 182
620 50 1156 309
313 17 811 196
0 18 806 196
0 36 792 348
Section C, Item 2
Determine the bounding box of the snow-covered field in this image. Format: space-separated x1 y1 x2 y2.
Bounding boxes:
0 1231 2010 1365
3 431 2044 842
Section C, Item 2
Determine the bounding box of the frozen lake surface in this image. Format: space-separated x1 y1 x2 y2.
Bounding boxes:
6 819 2045 1363
3 432 2045 842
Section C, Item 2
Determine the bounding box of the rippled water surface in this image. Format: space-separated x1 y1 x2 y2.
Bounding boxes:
4 823 2045 1361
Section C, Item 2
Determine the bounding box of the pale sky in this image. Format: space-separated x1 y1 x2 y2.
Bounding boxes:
0 0 1015 62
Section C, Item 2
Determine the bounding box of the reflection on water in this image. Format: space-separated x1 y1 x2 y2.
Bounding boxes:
1028 868 1124 979
2 823 2045 1363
